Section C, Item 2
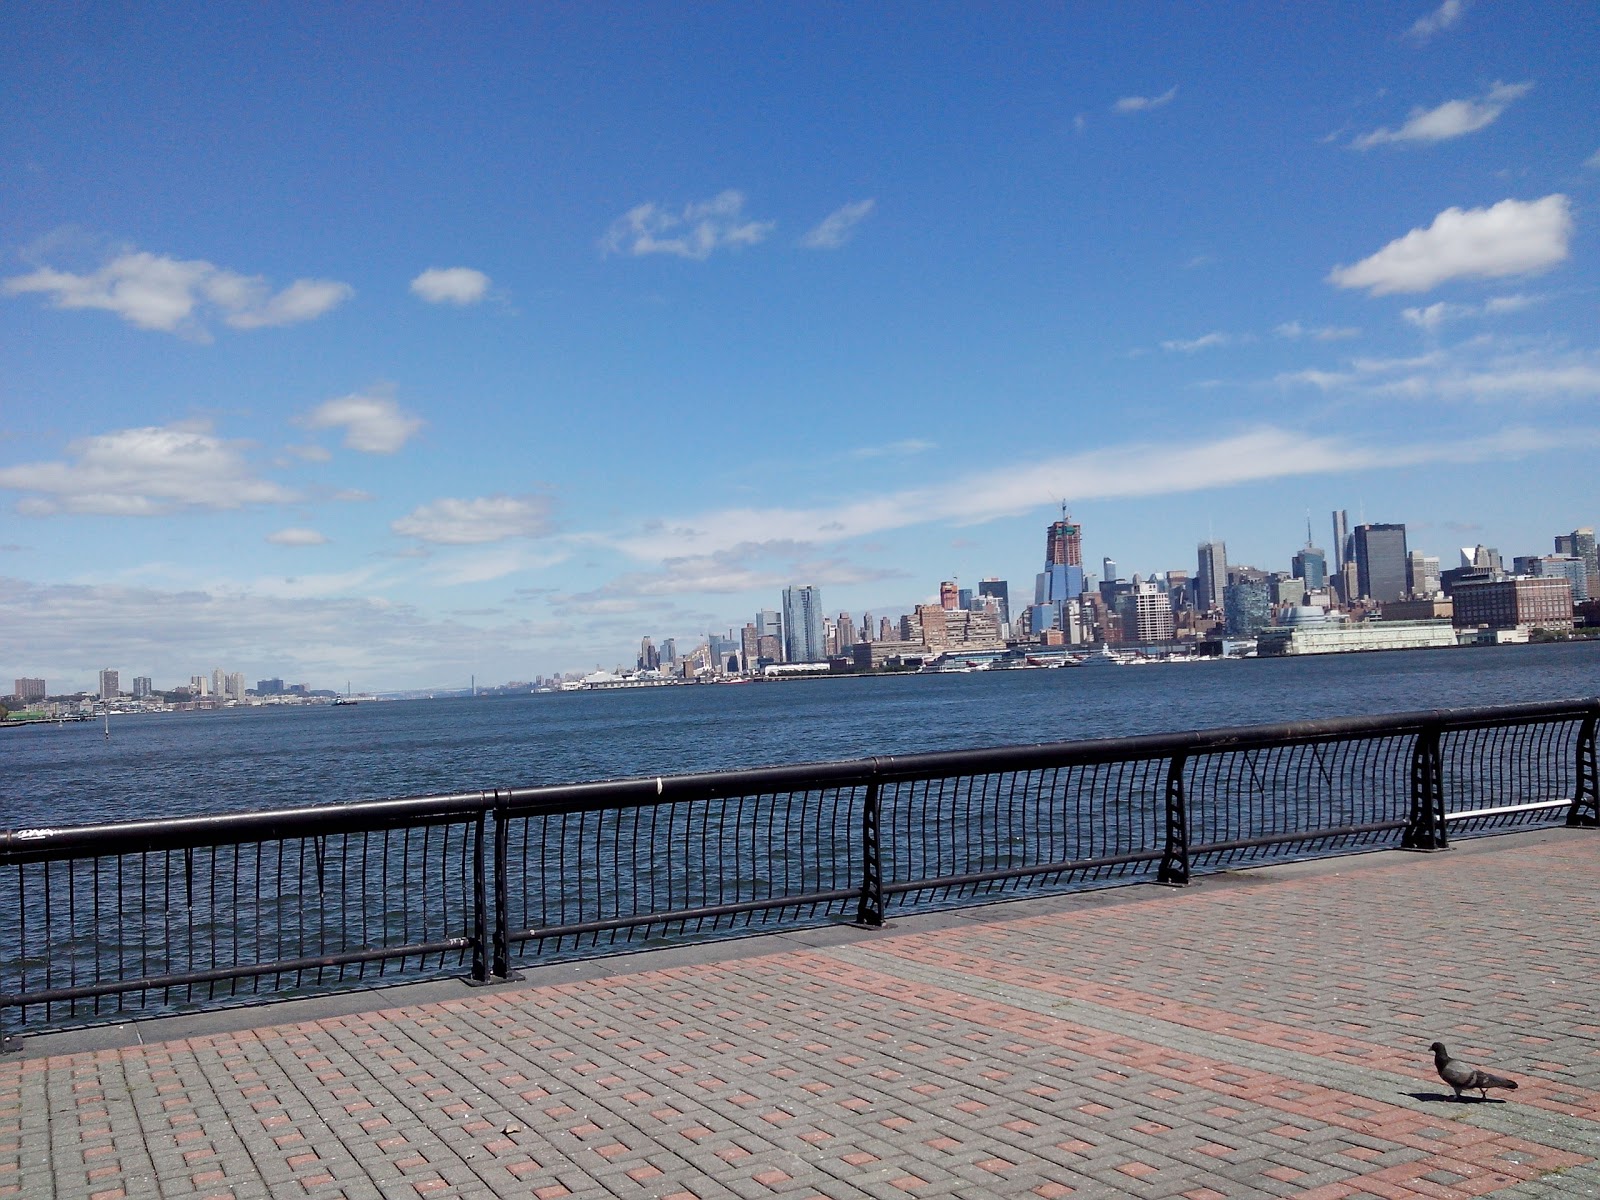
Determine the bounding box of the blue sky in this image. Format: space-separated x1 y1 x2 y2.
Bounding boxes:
4 3 1598 691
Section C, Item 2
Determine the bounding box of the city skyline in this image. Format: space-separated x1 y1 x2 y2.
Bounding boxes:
4 6 1599 689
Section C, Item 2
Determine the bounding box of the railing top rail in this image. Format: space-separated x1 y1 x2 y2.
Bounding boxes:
0 790 492 862
6 696 1594 848
497 696 1600 815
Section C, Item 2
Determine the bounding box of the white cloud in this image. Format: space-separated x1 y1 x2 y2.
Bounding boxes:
410 267 492 305
800 199 876 250
1275 321 1360 341
1585 148 1600 169
597 427 1539 565
600 190 774 260
848 439 935 459
0 422 297 516
392 495 554 545
1352 81 1531 149
1328 195 1572 295
266 528 330 546
0 575 564 694
1401 293 1539 331
1407 0 1465 40
1161 332 1231 353
1113 86 1178 113
2 249 351 337
1275 341 1600 404
300 390 424 454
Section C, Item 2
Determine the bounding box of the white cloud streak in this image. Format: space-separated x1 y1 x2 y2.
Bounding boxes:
1407 0 1465 40
601 191 774 260
0 423 298 516
2 250 351 337
1275 321 1360 341
410 267 492 305
266 528 330 546
1352 81 1531 149
1275 342 1600 403
1401 293 1539 331
800 199 876 249
1113 86 1178 113
1328 195 1572 295
1161 332 1231 353
391 495 554 545
598 427 1543 565
300 391 424 454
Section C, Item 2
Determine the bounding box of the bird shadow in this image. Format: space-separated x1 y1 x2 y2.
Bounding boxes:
1404 1091 1506 1104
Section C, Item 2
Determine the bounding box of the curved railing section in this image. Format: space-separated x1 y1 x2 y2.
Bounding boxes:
3 698 1596 1047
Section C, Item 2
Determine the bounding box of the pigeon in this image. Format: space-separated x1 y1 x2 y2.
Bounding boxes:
1430 1042 1519 1101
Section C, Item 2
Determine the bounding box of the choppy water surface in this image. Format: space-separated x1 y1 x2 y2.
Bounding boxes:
4 641 1597 829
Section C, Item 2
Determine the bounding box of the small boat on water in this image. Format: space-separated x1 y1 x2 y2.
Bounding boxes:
1073 645 1133 667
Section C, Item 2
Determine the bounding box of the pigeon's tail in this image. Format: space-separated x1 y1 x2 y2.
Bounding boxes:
1471 1070 1518 1091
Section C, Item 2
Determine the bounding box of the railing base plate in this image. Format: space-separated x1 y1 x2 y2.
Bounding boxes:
464 973 523 988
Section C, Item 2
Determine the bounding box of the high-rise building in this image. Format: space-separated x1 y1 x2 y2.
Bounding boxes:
1130 579 1176 642
1223 571 1271 636
638 637 659 672
132 676 153 699
1407 551 1441 598
1292 544 1327 591
226 672 245 701
977 578 1010 627
1555 528 1598 592
1453 577 1574 631
191 674 209 696
1460 545 1503 576
782 585 826 663
837 612 857 647
1331 511 1349 571
1354 523 1408 604
1530 555 1590 602
1039 514 1086 637
98 668 120 700
755 610 783 660
879 616 895 642
1196 541 1227 612
211 668 226 700
939 581 959 610
661 638 678 666
14 678 46 701
740 624 759 671
257 677 284 695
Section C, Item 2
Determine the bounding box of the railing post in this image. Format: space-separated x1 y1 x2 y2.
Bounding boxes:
1159 752 1190 885
492 791 512 978
1403 725 1449 850
469 807 489 983
855 769 884 927
1569 712 1599 827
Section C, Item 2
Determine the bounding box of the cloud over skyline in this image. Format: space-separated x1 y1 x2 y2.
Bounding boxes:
1113 86 1178 113
0 423 298 516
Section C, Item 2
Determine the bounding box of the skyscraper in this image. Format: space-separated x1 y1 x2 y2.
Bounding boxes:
1331 511 1349 572
1037 513 1086 636
939 581 959 610
99 668 119 699
1354 523 1408 603
1196 541 1227 612
1555 528 1598 593
977 578 1010 627
782 585 825 663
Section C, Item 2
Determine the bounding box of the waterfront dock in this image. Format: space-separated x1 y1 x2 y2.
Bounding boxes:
3 827 1596 1199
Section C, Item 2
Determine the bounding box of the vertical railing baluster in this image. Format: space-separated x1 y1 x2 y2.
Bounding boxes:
470 803 489 982
856 767 884 927
1569 711 1598 827
1159 752 1190 885
493 792 511 978
1403 724 1448 849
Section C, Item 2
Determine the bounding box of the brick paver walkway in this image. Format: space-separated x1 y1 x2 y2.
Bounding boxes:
3 829 1597 1199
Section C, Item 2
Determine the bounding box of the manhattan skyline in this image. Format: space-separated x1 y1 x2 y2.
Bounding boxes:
4 5 1598 691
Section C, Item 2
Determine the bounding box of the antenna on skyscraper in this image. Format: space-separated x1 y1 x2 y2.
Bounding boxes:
1306 510 1313 547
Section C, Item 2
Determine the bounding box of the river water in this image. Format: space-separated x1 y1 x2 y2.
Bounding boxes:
4 641 1597 830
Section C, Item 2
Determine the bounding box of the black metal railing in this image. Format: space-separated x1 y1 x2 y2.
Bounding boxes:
3 698 1596 1046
